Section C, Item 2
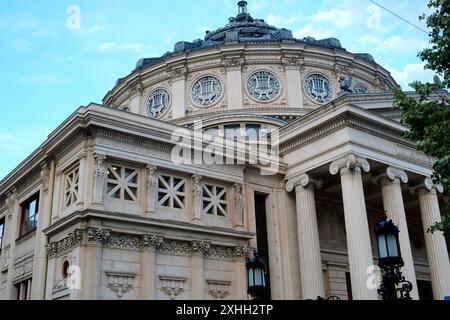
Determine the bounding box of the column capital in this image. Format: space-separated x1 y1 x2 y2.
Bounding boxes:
145 164 158 171
286 173 322 192
372 167 408 186
93 153 106 161
410 177 444 195
329 154 370 176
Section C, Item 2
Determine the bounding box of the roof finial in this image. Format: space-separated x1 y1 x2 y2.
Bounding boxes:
238 1 248 15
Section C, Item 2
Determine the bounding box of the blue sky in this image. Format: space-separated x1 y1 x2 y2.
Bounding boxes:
0 0 436 180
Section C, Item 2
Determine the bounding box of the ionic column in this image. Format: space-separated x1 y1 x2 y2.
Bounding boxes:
373 167 419 300
330 154 378 300
286 174 324 299
411 178 450 300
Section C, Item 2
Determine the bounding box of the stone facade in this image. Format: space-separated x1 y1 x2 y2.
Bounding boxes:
0 2 449 301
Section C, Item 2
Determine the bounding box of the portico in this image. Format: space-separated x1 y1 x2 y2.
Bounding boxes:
282 97 450 300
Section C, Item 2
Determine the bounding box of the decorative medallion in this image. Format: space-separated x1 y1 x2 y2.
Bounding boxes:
304 74 333 104
146 89 170 118
191 76 223 107
247 71 280 101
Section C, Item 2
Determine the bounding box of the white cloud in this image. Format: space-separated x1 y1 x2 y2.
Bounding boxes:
99 42 117 51
267 14 282 26
387 63 435 90
358 34 428 54
294 24 334 40
310 7 354 28
15 73 71 85
97 42 151 54
249 0 268 13
79 24 108 34
0 128 51 158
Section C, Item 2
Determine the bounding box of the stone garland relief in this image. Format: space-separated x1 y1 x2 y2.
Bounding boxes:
47 227 253 261
207 280 232 300
14 260 33 281
106 272 136 298
159 275 187 300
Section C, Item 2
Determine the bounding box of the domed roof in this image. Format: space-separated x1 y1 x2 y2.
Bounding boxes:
133 1 376 72
204 1 279 41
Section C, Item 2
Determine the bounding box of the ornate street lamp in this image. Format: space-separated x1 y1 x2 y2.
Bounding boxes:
246 251 267 300
375 215 413 300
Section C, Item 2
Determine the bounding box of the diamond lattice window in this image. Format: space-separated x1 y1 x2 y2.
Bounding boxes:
157 175 186 210
64 168 79 207
202 184 228 217
106 165 139 202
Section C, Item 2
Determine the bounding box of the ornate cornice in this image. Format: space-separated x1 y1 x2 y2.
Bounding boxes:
47 229 84 258
92 128 172 153
47 228 251 261
329 153 370 175
280 113 411 155
87 227 111 246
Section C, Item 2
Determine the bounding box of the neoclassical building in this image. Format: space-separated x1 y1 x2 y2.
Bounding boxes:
0 1 449 301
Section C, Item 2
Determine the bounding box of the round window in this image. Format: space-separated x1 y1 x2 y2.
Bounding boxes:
247 71 280 101
304 74 333 104
146 89 170 118
191 76 223 107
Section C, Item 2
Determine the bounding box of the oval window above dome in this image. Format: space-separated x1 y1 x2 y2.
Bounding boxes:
192 76 223 107
146 89 170 119
247 71 280 101
304 74 334 104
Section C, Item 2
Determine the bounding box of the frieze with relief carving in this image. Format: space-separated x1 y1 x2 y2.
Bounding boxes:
47 228 251 261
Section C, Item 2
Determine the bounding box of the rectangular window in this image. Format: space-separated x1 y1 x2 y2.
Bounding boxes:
0 217 5 249
245 124 261 139
224 125 241 138
64 167 79 207
202 184 228 217
15 279 32 300
157 175 186 210
106 165 138 202
20 193 39 236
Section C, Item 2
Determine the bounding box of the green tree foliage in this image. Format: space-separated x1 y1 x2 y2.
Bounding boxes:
394 0 450 235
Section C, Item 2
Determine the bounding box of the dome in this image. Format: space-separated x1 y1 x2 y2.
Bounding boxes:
103 1 397 137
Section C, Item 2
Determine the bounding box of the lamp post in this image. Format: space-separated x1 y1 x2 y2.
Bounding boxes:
246 251 267 300
375 215 413 300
